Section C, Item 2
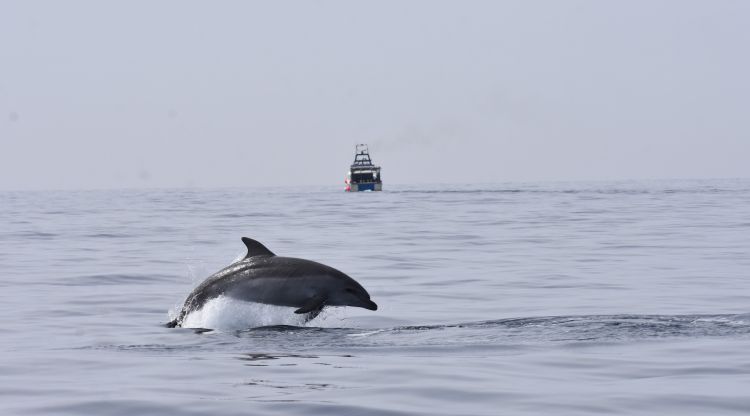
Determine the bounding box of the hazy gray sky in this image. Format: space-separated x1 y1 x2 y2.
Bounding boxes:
1 1 748 190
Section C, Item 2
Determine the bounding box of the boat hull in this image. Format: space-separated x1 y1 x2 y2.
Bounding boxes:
348 183 382 192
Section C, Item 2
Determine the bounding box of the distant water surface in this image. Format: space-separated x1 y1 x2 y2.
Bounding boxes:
2 179 750 415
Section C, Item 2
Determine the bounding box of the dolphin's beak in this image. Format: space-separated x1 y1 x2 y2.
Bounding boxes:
363 299 378 311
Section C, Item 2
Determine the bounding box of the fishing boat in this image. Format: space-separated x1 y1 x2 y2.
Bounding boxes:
345 144 382 192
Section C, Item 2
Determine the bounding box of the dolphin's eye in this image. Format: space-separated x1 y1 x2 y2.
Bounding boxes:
345 288 355 293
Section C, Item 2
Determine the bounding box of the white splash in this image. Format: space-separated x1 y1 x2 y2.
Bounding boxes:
180 296 312 330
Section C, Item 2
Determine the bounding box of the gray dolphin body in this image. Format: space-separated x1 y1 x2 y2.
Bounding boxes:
167 237 377 328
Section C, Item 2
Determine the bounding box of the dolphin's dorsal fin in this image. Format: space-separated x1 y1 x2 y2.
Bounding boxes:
242 237 275 259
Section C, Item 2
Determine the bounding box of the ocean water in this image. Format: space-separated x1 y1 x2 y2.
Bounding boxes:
2 179 750 415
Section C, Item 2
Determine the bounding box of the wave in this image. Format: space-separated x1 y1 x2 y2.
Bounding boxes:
159 311 750 352
389 187 746 196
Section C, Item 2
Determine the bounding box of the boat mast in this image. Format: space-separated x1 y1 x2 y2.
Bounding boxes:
352 144 373 167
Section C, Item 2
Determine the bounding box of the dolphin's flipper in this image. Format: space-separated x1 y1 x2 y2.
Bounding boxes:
295 295 327 314
242 237 275 259
304 306 324 323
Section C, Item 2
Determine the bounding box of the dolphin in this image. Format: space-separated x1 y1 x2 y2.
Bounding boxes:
167 237 377 328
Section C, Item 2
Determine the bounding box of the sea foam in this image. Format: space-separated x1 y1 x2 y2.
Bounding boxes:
180 296 312 330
